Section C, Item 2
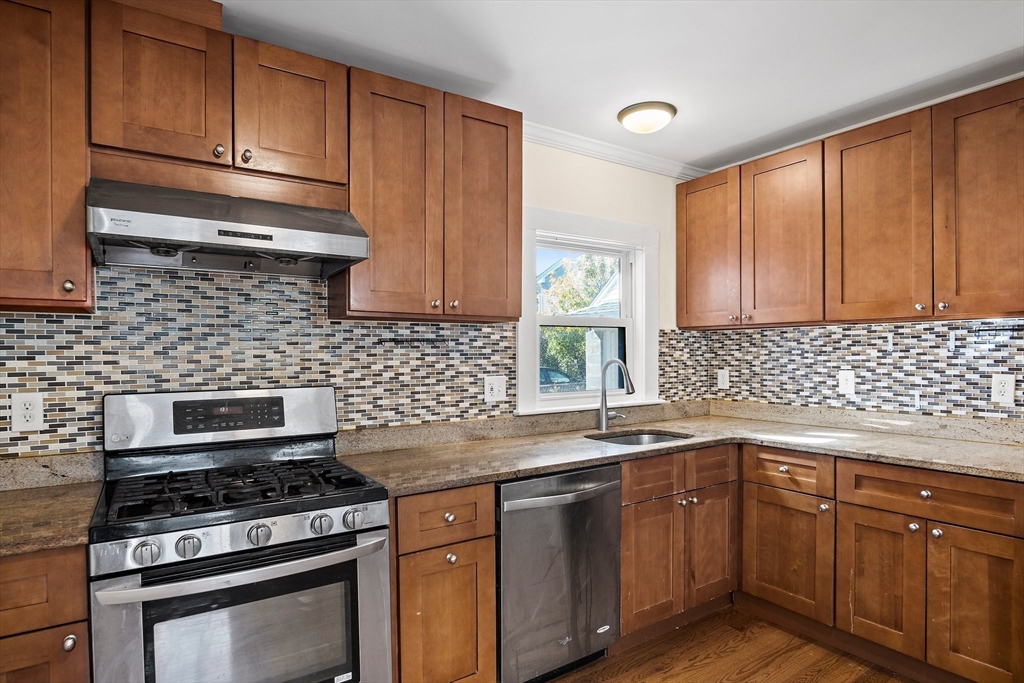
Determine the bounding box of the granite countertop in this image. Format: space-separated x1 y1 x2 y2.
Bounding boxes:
0 481 102 557
340 415 1024 497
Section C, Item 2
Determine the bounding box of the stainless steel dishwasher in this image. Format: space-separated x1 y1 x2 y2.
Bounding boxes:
497 464 621 683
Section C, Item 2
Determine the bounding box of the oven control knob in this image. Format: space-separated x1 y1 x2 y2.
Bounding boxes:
175 534 202 559
247 523 272 547
310 514 334 536
342 509 365 530
131 540 162 567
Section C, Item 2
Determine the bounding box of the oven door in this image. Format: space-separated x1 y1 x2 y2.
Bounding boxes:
90 530 391 683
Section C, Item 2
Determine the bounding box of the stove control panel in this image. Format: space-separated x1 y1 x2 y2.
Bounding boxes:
172 397 284 434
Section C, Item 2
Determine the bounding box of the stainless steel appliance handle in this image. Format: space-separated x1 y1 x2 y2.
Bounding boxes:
503 480 620 512
94 536 386 606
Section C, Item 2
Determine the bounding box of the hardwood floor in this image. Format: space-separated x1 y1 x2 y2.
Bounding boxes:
554 608 913 683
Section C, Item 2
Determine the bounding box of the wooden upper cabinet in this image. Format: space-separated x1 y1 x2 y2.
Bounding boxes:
443 94 522 319
933 79 1024 319
0 0 90 312
233 37 348 183
90 0 233 165
345 68 444 316
825 109 933 321
740 142 824 325
677 167 741 327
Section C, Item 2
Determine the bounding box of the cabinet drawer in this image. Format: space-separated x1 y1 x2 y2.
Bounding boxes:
397 484 495 555
621 453 684 504
742 445 835 497
685 445 738 490
0 547 87 638
837 459 1024 538
0 620 90 683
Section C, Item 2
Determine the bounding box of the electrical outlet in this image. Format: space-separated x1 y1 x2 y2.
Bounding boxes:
717 369 730 390
886 333 894 352
991 374 1016 407
484 376 506 403
838 371 856 398
11 393 44 433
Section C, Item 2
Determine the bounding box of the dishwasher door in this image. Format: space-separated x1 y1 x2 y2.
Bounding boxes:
498 464 621 683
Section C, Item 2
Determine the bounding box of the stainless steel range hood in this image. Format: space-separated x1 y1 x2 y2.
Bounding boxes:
86 179 368 280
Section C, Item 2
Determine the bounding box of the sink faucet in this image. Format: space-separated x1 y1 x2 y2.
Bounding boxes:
598 358 636 431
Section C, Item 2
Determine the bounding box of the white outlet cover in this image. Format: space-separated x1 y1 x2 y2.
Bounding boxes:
838 370 856 397
991 374 1016 407
717 369 730 390
11 392 44 433
484 376 507 403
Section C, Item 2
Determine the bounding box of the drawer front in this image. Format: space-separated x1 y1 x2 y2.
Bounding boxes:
0 620 90 683
397 484 495 554
837 459 1024 538
621 452 684 504
742 445 835 497
685 445 738 490
0 547 87 638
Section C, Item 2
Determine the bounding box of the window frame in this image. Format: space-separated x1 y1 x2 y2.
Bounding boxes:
518 207 661 415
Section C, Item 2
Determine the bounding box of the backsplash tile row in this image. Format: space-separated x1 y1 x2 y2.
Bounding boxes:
2 267 516 457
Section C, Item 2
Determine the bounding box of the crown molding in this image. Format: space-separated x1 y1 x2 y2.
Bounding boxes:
523 121 706 181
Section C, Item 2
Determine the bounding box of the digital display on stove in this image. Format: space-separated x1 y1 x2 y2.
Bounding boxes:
172 397 285 434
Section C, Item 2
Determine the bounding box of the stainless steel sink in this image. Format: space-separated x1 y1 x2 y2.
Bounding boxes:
585 431 693 446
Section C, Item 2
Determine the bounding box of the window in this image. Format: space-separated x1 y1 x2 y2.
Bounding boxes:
518 207 660 415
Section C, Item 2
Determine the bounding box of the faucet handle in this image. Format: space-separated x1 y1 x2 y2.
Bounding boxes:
607 411 626 421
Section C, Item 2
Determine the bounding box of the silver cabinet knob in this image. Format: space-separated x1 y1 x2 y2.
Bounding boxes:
908 523 920 533
932 528 943 539
62 280 76 292
62 635 77 652
778 466 789 474
213 143 225 158
915 303 926 311
247 523 272 546
937 302 949 311
920 490 932 499
449 300 459 309
677 498 687 506
431 299 441 309
819 503 830 512
728 315 737 322
310 513 334 535
241 149 253 163
131 540 161 567
444 512 456 523
174 534 202 559
446 553 458 564
688 496 698 505
741 314 750 321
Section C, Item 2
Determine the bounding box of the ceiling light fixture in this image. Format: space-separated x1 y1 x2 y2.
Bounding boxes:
617 101 677 134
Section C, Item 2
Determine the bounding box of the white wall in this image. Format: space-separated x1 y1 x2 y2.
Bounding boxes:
522 141 678 329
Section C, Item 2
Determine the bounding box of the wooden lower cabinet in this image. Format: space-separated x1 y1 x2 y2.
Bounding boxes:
683 481 739 608
835 503 926 659
398 536 496 683
926 522 1024 683
0 621 89 683
742 483 834 625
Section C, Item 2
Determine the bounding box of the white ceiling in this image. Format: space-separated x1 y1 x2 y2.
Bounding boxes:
221 0 1024 174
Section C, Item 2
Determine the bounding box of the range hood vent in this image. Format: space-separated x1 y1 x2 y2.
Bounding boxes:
86 179 368 280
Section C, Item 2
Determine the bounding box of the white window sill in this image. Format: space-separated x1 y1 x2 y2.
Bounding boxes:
514 398 666 417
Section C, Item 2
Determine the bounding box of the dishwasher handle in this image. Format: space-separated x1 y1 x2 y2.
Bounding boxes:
502 480 620 512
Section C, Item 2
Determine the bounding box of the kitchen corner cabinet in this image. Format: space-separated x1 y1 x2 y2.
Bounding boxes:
0 0 91 312
824 109 933 321
90 0 233 165
932 79 1024 319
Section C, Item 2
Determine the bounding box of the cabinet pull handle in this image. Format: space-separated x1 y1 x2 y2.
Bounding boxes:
241 149 253 163
688 496 698 505
449 300 460 309
63 635 77 652
778 466 789 474
920 490 932 499
443 512 456 523
818 503 830 512
741 314 750 322
908 523 920 533
937 302 949 311
677 499 687 506
446 553 458 564
728 315 737 322
213 144 225 158
915 303 926 311
431 299 441 309
62 280 76 293
931 528 943 539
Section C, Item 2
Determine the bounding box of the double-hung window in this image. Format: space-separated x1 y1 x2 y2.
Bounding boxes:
518 207 660 414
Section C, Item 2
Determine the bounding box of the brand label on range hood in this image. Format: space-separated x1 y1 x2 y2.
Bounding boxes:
218 229 273 241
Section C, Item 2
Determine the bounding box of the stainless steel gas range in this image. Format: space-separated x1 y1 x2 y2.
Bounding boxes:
88 387 392 683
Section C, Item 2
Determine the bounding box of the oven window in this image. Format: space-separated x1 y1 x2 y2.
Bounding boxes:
142 563 358 683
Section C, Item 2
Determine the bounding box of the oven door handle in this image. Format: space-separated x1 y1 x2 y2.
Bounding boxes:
93 535 387 606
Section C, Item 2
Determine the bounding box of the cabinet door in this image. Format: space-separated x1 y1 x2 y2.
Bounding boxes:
399 537 496 683
835 503 926 659
621 452 685 505
676 167 740 327
933 79 1024 319
233 37 348 184
740 141 824 325
683 481 739 609
90 0 232 165
742 483 834 625
0 0 90 312
0 621 89 683
927 523 1024 683
347 68 444 315
443 94 522 319
621 496 683 634
825 110 932 321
